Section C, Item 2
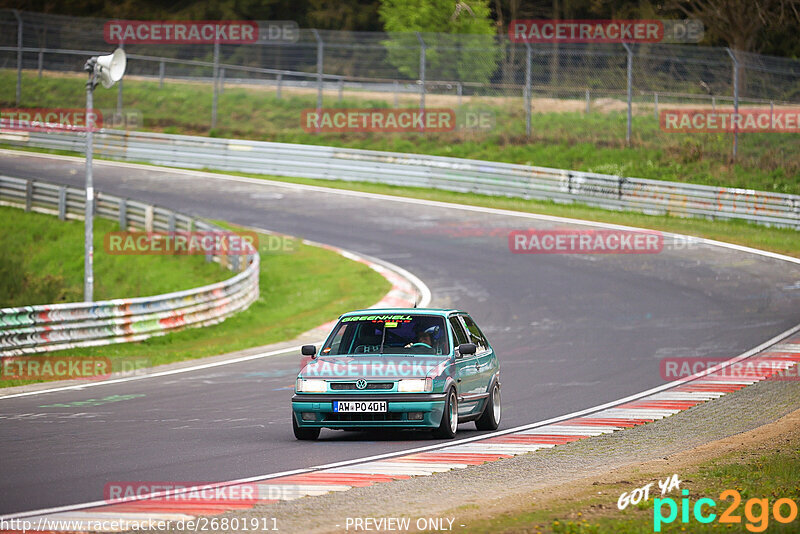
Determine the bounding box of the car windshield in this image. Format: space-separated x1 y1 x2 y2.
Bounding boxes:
321 314 449 356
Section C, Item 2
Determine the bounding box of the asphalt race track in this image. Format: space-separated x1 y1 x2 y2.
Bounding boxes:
1 150 799 515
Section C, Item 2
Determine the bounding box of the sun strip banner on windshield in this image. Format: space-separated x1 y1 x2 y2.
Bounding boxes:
341 315 414 323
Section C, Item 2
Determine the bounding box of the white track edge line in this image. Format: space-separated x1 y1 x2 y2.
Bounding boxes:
5 322 798 521
0 345 304 401
0 241 429 400
1 148 798 519
1 149 798 266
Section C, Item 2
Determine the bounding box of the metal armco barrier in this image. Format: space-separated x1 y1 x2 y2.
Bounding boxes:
0 175 260 356
3 128 799 229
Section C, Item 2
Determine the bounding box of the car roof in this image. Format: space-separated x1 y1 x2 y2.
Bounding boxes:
339 308 463 318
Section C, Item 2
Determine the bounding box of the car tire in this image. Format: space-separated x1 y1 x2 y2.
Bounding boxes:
475 381 501 431
432 388 458 439
293 414 321 440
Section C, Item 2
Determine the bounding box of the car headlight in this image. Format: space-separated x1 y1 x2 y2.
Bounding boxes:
398 378 432 392
296 378 327 392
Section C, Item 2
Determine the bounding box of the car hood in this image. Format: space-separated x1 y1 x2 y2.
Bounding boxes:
300 355 449 380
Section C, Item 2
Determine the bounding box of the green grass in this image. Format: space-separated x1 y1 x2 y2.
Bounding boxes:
212 171 800 259
1 208 391 387
449 441 800 533
2 70 797 194
36 233 390 364
0 206 228 307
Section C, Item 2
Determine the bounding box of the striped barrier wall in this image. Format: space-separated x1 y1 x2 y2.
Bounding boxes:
2 129 799 229
0 175 260 356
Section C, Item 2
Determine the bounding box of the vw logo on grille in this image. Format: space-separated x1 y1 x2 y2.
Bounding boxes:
355 379 368 390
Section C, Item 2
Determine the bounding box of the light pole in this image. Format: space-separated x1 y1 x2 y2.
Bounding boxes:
83 48 126 302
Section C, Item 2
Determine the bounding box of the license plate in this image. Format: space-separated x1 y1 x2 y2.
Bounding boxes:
333 401 387 413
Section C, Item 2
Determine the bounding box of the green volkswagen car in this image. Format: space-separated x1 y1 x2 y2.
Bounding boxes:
291 308 501 440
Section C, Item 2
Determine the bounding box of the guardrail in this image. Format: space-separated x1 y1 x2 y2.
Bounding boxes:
3 128 799 229
0 175 260 356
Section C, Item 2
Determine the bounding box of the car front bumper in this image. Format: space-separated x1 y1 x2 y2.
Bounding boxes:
291 392 447 429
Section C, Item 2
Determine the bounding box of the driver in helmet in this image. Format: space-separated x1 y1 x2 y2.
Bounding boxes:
405 324 439 349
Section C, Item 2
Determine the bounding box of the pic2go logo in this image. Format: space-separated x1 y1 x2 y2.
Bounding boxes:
618 474 681 510
654 489 799 532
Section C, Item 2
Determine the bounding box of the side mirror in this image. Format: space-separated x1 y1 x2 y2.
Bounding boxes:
458 343 476 356
301 345 317 358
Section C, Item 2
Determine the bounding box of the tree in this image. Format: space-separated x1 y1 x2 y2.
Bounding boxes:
667 0 800 100
667 0 800 53
306 0 382 31
378 0 500 85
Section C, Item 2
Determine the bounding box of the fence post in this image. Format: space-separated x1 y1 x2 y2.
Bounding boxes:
623 43 633 148
524 42 532 138
653 92 658 119
725 48 739 160
144 205 154 233
38 49 43 79
13 10 23 106
585 89 590 113
220 67 225 94
416 32 426 112
211 41 220 130
159 61 165 88
58 186 66 220
116 44 124 117
119 198 127 230
312 29 323 114
457 82 462 108
84 80 94 302
25 180 32 212
117 78 123 117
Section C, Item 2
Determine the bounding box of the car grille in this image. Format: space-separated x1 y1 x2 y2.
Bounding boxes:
325 412 403 422
329 382 393 390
